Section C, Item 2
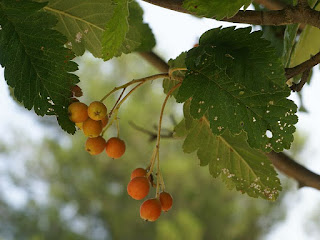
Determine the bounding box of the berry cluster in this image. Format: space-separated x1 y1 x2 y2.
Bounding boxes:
68 96 126 158
66 71 183 222
127 168 173 221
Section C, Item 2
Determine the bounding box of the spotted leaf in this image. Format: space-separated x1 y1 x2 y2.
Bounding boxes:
176 27 298 152
174 100 282 200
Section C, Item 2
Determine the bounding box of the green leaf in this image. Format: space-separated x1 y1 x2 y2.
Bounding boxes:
163 52 186 97
289 27 320 67
183 0 252 19
102 0 155 60
38 0 155 59
102 0 129 60
282 24 300 67
121 1 155 53
174 101 282 200
261 26 284 57
38 0 115 58
0 0 78 133
176 27 298 152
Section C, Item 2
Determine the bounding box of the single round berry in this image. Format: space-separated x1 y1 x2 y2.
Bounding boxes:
83 118 102 138
88 101 107 121
85 136 106 155
68 102 88 123
140 198 162 222
101 115 109 128
127 177 150 200
105 137 126 159
131 168 147 180
159 192 173 212
71 85 83 97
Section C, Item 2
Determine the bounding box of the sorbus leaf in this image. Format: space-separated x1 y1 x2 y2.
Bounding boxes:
282 24 299 67
37 0 115 58
102 0 129 60
101 0 155 60
0 0 78 134
183 0 252 20
174 100 282 201
289 25 320 68
37 0 155 59
176 27 298 152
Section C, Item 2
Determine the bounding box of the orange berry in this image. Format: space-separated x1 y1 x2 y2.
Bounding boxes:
71 85 83 97
88 101 107 121
101 115 109 128
85 136 106 155
127 177 150 200
159 192 173 212
75 122 83 130
140 198 162 222
131 168 147 180
105 137 126 159
68 102 88 123
83 118 102 137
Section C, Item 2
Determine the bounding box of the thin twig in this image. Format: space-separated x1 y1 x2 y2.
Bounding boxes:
109 88 126 117
129 121 173 141
285 51 320 79
290 68 311 92
100 73 169 102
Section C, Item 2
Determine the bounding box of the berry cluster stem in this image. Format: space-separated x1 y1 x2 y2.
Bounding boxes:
168 67 188 78
146 82 182 197
109 88 126 117
155 82 181 149
100 73 169 103
102 80 148 136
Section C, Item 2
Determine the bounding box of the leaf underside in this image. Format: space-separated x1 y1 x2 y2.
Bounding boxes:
0 0 78 133
174 100 281 200
102 0 155 60
176 27 298 152
39 0 155 59
38 0 115 58
183 0 252 19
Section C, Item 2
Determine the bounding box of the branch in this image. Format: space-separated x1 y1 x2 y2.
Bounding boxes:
267 152 320 190
129 121 173 141
254 0 305 30
142 0 320 29
139 52 169 72
139 50 320 191
290 68 311 92
285 51 320 79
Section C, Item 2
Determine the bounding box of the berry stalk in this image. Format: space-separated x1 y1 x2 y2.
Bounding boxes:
100 73 169 102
